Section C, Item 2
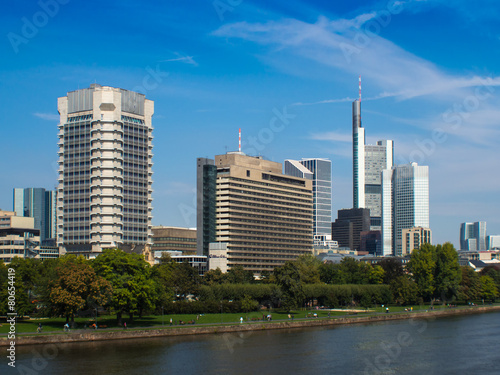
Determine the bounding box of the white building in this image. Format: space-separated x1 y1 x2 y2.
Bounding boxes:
381 162 429 256
57 84 154 255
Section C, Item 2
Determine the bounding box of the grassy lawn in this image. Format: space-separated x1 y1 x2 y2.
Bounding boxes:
1 302 496 335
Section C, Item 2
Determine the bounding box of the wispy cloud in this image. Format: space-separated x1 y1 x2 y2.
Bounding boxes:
213 14 500 103
309 131 351 143
160 52 198 66
34 112 59 121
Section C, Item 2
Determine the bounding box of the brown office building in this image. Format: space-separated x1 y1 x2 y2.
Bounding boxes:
152 226 197 255
331 208 371 251
208 152 313 275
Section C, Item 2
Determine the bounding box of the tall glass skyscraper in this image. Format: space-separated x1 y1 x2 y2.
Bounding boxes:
13 187 56 244
285 158 332 236
196 158 217 256
352 98 393 231
381 162 429 256
460 222 487 250
57 84 154 254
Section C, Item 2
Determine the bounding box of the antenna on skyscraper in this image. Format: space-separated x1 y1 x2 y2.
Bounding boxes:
359 75 362 102
239 128 241 152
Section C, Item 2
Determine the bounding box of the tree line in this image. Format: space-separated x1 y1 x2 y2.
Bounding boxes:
1 243 499 325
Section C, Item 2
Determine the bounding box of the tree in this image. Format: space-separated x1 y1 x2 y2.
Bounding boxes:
91 249 156 324
226 265 254 284
390 275 419 306
433 242 461 302
49 261 111 326
274 261 305 311
241 294 259 312
0 261 8 316
369 265 385 285
319 262 345 284
378 258 404 285
203 268 226 285
170 261 202 300
457 266 481 303
8 257 46 316
407 243 436 301
294 254 321 284
480 275 498 302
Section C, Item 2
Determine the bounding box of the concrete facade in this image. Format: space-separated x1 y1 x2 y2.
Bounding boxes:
199 152 313 275
56 84 153 255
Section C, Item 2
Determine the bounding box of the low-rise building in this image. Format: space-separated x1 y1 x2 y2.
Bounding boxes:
0 210 40 263
152 226 197 256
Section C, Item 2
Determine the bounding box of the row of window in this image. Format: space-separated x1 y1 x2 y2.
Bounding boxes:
153 236 196 242
122 116 145 125
152 243 196 248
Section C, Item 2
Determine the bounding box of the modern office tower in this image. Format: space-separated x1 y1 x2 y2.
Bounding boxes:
284 158 332 236
487 235 500 250
198 152 313 275
460 222 487 250
381 162 429 256
401 227 432 255
360 230 382 255
352 98 365 209
196 158 217 256
152 226 197 256
331 208 370 251
13 188 56 244
57 84 154 255
352 98 393 231
364 140 393 230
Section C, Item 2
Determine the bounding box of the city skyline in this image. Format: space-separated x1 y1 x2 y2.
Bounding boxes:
1 0 500 248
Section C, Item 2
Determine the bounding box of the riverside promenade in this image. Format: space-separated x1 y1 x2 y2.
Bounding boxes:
2 305 500 347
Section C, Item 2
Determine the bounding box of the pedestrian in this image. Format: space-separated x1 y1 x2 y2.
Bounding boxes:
240 317 243 324
170 318 173 326
124 322 127 329
37 323 42 333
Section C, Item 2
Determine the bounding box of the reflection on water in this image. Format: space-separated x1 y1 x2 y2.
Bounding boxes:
4 312 500 375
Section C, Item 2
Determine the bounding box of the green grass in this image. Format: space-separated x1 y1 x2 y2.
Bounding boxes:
1 302 497 336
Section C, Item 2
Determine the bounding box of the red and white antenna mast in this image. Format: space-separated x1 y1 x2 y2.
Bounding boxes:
238 128 241 152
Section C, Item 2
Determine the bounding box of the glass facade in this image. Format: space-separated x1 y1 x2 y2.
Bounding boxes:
13 188 56 244
284 158 332 236
460 222 487 250
382 163 429 256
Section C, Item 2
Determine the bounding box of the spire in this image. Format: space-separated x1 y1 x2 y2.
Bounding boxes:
359 75 362 102
238 128 241 152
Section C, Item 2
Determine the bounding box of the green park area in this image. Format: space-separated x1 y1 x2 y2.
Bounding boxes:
1 242 499 339
2 303 490 336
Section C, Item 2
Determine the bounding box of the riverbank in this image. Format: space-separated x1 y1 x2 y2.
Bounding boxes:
2 305 499 347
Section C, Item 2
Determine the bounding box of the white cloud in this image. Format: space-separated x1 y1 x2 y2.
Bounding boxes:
34 112 59 121
309 131 351 143
213 15 500 103
160 53 198 66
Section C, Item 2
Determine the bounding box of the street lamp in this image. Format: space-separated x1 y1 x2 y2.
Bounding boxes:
95 308 98 329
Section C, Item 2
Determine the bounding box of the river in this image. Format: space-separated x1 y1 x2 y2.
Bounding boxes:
3 311 500 374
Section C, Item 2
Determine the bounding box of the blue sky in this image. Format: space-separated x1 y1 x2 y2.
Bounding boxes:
1 0 499 248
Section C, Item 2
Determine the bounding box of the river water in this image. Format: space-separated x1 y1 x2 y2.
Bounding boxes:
4 311 500 374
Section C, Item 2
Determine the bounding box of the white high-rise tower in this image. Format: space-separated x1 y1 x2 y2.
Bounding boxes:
57 84 154 255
